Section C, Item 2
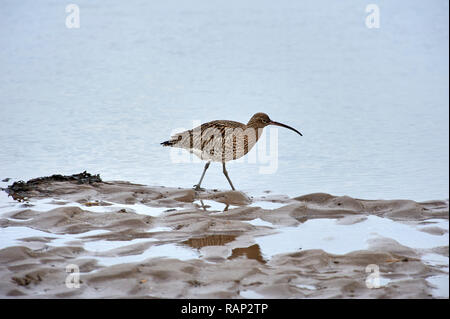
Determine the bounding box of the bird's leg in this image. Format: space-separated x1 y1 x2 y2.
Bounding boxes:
222 162 236 191
193 161 210 191
199 199 207 211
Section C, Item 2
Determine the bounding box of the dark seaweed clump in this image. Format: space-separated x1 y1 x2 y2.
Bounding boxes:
4 171 102 200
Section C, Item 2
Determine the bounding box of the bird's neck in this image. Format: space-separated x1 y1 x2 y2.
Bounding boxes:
245 124 264 141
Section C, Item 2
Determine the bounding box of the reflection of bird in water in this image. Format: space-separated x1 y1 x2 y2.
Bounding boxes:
198 199 230 212
182 235 236 249
230 244 266 264
181 235 265 263
161 112 302 191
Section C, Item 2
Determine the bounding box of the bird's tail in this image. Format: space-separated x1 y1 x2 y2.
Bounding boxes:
161 133 184 147
160 139 177 147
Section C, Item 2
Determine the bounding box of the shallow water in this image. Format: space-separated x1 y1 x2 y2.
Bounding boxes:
253 216 449 256
427 275 450 298
94 243 200 267
0 0 448 201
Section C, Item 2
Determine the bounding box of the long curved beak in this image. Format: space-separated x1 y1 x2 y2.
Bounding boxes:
270 121 303 136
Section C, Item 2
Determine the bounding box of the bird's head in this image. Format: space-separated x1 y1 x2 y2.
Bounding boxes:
247 112 302 136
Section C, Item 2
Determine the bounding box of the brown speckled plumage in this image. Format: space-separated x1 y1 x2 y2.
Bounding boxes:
161 112 302 190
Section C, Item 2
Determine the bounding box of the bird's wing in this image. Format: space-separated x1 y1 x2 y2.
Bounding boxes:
163 120 244 151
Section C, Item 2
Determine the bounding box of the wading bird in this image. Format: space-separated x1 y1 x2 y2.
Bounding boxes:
161 112 302 191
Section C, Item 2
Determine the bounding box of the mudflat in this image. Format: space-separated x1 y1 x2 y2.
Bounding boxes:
0 173 448 298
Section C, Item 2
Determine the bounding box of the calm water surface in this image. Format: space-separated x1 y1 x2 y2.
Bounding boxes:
0 0 448 200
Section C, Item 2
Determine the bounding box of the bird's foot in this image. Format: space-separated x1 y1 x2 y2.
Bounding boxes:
193 185 205 192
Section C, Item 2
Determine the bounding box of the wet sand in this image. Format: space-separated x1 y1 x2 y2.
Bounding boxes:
0 174 448 298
